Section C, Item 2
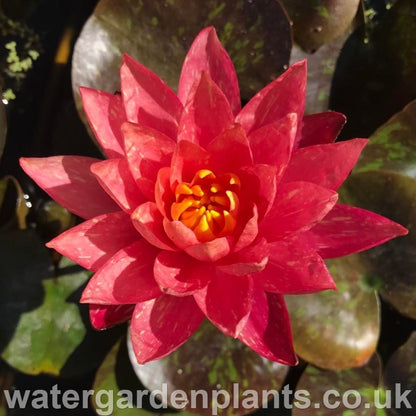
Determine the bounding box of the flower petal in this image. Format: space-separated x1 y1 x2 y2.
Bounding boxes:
91 158 145 214
281 139 368 190
89 304 135 330
255 238 336 294
120 54 182 139
20 156 119 219
194 272 253 337
177 72 234 148
236 60 306 134
177 26 241 115
79 87 126 158
233 203 259 252
238 291 297 365
261 181 338 240
81 240 161 305
154 251 212 296
155 167 174 218
297 111 346 148
307 203 409 258
123 122 176 200
131 202 177 251
130 294 204 363
46 211 139 271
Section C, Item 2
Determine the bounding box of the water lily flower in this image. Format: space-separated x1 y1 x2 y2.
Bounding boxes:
20 27 407 366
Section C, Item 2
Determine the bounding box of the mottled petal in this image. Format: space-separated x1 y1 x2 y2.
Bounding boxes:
307 204 409 258
238 291 298 365
20 156 119 219
89 304 135 330
178 26 241 115
261 181 338 241
120 54 182 139
154 251 213 296
130 295 204 363
91 158 145 213
194 272 253 337
81 240 161 304
177 72 234 148
236 60 306 134
80 87 126 158
46 211 139 271
282 139 368 190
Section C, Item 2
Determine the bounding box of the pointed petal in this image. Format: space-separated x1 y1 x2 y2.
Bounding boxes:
177 72 234 148
80 87 126 158
123 122 176 200
255 238 336 294
282 139 368 190
233 203 259 252
178 26 241 115
238 291 298 365
130 295 204 363
131 202 176 251
307 204 409 258
297 111 346 148
89 304 135 330
185 237 231 262
236 61 306 134
194 272 253 337
91 158 145 214
47 211 139 271
261 181 338 241
154 251 212 296
120 54 182 139
155 167 174 218
20 156 119 219
81 240 161 305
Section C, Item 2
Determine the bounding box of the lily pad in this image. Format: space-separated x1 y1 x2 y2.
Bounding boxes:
128 320 288 416
286 254 380 370
72 0 292 123
0 96 6 160
281 0 360 53
293 355 382 416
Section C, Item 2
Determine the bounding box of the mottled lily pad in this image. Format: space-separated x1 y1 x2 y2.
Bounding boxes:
286 254 380 370
128 320 288 416
293 355 382 416
72 0 292 124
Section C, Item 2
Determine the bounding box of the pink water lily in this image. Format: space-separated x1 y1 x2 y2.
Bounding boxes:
20 27 407 365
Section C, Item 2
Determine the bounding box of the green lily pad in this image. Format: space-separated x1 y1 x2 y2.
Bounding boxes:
128 320 288 416
280 0 360 53
383 332 416 415
286 254 380 370
0 96 6 160
293 355 382 416
72 0 292 123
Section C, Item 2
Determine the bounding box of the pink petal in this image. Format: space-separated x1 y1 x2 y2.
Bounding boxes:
207 124 253 173
236 60 306 135
20 156 119 219
154 251 212 296
248 113 297 181
79 87 126 158
255 238 336 294
131 202 177 251
155 167 174 218
297 111 346 148
281 139 369 190
307 203 409 258
130 294 204 363
46 211 139 271
194 272 253 337
238 291 298 365
261 181 338 241
81 240 161 305
91 158 145 214
89 304 135 330
178 26 241 115
233 203 259 252
123 122 176 200
177 72 234 148
120 54 182 140
163 219 199 248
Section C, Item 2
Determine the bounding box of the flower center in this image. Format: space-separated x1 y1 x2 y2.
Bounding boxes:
171 169 241 242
